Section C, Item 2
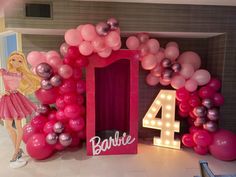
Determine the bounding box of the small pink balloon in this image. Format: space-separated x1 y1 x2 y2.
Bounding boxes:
139 44 149 57
105 31 121 48
60 43 69 57
180 64 195 79
98 47 112 58
79 41 94 56
58 64 73 79
126 36 140 50
137 33 149 43
141 54 158 70
192 69 211 86
92 36 106 52
80 24 97 41
165 46 179 61
194 145 209 155
171 75 186 89
166 41 179 48
65 29 83 46
27 51 46 67
146 39 160 54
178 51 201 70
185 79 198 92
146 73 160 86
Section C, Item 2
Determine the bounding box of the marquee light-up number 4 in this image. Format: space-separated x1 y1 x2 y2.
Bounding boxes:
143 90 180 149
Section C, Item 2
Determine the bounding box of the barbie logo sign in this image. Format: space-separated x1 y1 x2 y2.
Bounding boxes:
89 131 136 155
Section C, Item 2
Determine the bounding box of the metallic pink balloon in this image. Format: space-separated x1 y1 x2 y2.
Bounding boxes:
161 58 172 68
96 22 111 36
162 68 173 82
194 117 206 127
203 121 218 132
53 122 64 134
107 17 119 30
59 133 72 147
58 65 73 79
171 63 181 72
36 63 53 79
46 132 58 145
50 75 62 87
41 79 53 90
207 108 220 121
202 98 214 109
193 106 207 117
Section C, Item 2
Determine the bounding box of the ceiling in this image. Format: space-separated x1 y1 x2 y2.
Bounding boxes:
73 0 236 6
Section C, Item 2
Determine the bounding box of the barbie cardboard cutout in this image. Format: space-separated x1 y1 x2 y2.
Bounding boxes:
0 51 40 168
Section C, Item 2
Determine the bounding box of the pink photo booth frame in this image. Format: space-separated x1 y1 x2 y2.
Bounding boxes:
86 50 139 156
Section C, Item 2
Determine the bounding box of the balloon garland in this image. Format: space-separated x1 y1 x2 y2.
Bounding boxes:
22 18 236 161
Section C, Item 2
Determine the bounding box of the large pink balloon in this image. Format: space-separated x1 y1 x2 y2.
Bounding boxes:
178 51 201 70
192 69 211 86
65 29 83 46
35 87 59 104
171 75 186 89
164 46 179 61
141 54 158 70
105 31 120 48
27 51 46 67
81 24 97 41
79 41 94 56
58 64 73 79
92 36 106 52
185 79 198 92
60 43 69 57
146 39 160 54
126 36 140 50
180 64 194 79
146 73 160 86
23 123 37 144
193 130 212 147
26 134 54 160
209 129 236 161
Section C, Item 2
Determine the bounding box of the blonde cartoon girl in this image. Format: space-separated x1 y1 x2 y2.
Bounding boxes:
0 51 40 168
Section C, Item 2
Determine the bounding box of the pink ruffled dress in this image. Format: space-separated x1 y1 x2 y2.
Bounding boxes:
0 69 36 120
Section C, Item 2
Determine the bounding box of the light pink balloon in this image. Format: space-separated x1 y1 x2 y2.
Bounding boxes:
46 51 60 60
171 75 186 89
27 51 46 67
141 54 158 70
60 43 69 56
178 51 201 70
139 44 149 57
166 41 179 48
47 56 63 72
191 69 211 86
180 63 195 79
146 73 160 86
137 33 149 43
160 77 171 86
92 36 106 52
151 65 163 77
76 25 84 33
58 65 73 79
79 41 94 56
80 24 97 41
105 31 121 48
146 39 160 54
165 46 179 61
112 42 122 51
156 51 165 64
65 29 83 46
126 36 140 50
185 79 198 92
98 47 112 58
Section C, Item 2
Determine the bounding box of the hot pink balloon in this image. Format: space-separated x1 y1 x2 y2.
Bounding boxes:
64 104 81 119
69 117 85 132
92 36 106 52
185 79 198 92
194 145 209 155
146 73 160 86
27 51 46 67
193 130 212 147
35 88 59 104
105 31 121 48
171 75 186 89
60 43 69 57
98 47 112 58
207 78 221 91
182 134 196 148
146 39 160 54
198 86 215 99
166 41 179 48
178 51 201 70
192 69 211 86
180 64 194 79
176 87 190 102
126 36 140 50
164 46 179 61
23 124 37 143
141 54 158 70
81 24 97 41
213 93 224 106
65 29 83 46
79 41 94 56
58 64 73 79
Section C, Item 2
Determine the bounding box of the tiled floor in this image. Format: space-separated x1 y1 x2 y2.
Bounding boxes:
0 125 235 177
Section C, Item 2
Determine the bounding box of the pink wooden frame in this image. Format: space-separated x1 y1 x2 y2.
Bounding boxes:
86 50 139 155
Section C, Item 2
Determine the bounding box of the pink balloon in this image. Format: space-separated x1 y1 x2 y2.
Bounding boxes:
64 104 81 119
207 78 221 91
139 44 149 57
81 24 97 41
126 36 140 50
65 29 83 46
92 36 106 52
182 134 196 148
48 110 57 121
180 64 194 79
60 43 69 57
137 33 149 43
64 92 78 105
194 145 209 155
192 69 211 86
179 102 191 113
171 75 186 89
159 77 171 86
151 65 163 77
146 73 160 86
98 47 112 58
193 130 212 147
178 51 201 70
26 134 54 160
30 115 48 132
105 31 121 48
156 51 165 64
185 79 198 92
166 41 178 48
176 87 190 102
112 42 122 51
56 110 69 123
46 51 60 60
76 80 86 94
198 86 215 99
146 39 160 54
79 41 94 56
58 64 73 79
76 25 84 33
47 56 63 72
77 129 86 140
164 46 179 61
141 54 158 70
27 51 46 67
35 87 59 104
69 117 85 132
43 120 56 134
59 79 77 94
23 124 37 143
56 96 66 109
69 133 81 147
188 95 201 107
209 129 236 161
213 93 224 106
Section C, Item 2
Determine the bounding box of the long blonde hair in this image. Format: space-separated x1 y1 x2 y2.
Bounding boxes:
7 51 40 95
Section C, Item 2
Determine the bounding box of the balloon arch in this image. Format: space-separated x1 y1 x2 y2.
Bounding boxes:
23 18 236 161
